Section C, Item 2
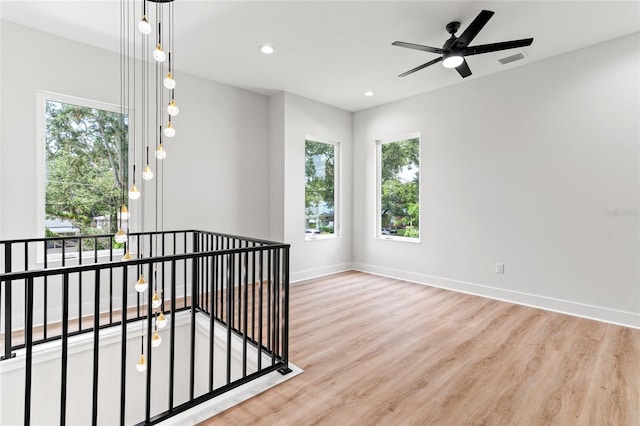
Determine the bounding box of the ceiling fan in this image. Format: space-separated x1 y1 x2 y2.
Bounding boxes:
392 10 533 78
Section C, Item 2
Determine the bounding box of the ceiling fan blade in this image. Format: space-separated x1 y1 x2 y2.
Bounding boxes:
392 41 443 55
455 9 494 48
398 57 443 77
455 59 472 78
463 38 533 56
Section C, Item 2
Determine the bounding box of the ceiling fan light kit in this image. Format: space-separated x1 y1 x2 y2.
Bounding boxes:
442 51 464 68
393 9 533 78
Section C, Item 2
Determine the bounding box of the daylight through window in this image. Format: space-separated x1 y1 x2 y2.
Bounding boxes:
377 136 420 240
305 139 338 239
45 99 128 252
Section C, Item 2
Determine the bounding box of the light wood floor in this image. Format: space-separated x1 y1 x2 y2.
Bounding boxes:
200 270 640 426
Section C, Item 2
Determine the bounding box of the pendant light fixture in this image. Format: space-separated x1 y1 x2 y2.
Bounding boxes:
128 164 141 200
155 143 167 160
164 52 176 89
136 353 147 372
114 228 127 244
119 0 177 373
138 1 151 35
135 274 148 293
142 147 154 180
167 98 179 116
135 332 146 372
156 312 168 328
164 119 175 137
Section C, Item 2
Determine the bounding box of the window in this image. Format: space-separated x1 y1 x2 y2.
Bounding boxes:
376 135 420 241
305 138 339 240
41 93 128 253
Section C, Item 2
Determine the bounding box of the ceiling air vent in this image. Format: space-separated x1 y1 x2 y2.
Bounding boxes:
498 52 525 65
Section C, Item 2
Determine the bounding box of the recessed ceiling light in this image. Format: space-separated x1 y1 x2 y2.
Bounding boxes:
364 91 374 97
260 45 274 55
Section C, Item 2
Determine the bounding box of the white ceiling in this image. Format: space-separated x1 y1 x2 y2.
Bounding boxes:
2 1 639 111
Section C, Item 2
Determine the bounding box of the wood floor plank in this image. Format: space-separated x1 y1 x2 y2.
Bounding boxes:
199 271 640 426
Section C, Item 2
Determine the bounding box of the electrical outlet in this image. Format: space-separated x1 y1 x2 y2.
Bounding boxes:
496 263 504 274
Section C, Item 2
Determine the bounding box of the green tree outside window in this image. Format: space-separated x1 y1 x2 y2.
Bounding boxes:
380 138 419 239
45 100 128 249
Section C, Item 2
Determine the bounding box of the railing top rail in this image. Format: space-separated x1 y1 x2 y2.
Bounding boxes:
0 242 290 282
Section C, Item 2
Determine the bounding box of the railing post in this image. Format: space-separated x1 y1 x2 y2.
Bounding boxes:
169 260 176 410
226 253 233 385
60 273 70 425
145 262 153 424
278 246 292 375
24 277 34 425
2 243 15 360
119 266 128 426
208 254 215 392
91 271 101 426
242 250 248 378
189 234 198 400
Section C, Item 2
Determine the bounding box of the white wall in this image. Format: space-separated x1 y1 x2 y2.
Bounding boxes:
0 21 270 242
353 32 640 327
268 93 285 241
278 93 353 281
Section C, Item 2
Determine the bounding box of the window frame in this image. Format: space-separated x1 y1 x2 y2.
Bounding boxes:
36 91 133 262
375 133 421 243
304 136 341 241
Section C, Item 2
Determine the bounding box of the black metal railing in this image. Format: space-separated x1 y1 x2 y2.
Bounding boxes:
0 230 290 425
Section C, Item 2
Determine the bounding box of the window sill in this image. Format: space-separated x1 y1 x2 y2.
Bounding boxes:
375 236 421 243
305 234 339 242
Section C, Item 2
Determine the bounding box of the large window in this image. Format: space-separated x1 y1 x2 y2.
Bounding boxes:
376 136 420 241
42 94 128 252
305 138 339 239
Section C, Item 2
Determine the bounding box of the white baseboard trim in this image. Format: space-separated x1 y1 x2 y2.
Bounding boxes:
290 262 353 284
351 262 640 330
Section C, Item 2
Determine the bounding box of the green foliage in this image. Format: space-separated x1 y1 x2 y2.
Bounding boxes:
398 226 419 238
320 225 334 234
77 228 114 250
380 138 420 238
45 227 59 238
305 140 335 212
45 100 128 237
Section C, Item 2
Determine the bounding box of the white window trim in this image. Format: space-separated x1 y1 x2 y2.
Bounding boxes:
375 132 421 243
36 91 133 262
304 135 341 242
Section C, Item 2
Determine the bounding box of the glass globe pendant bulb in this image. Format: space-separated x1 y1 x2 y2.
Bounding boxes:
138 16 151 35
122 250 133 261
163 72 176 90
142 164 154 181
153 44 166 62
164 122 175 138
128 183 140 200
167 100 179 116
151 330 162 348
156 312 168 329
152 291 162 309
135 275 148 293
114 229 127 244
155 144 167 160
120 204 129 220
136 354 146 372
